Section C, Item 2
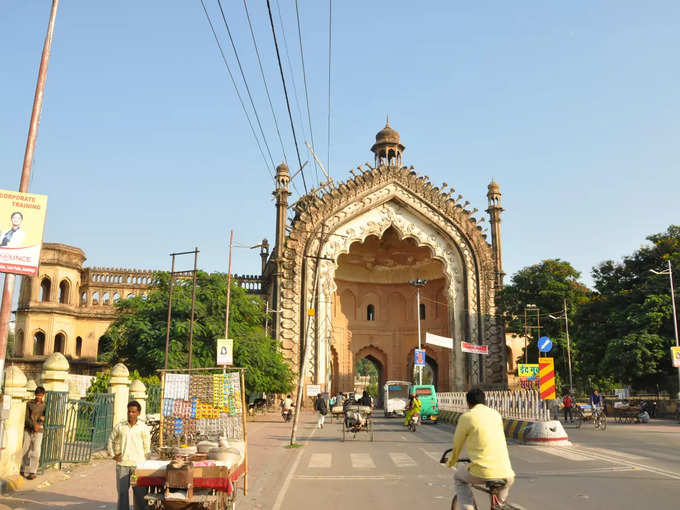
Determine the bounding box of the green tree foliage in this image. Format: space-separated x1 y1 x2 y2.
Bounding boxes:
355 358 378 397
99 271 294 394
574 225 680 391
498 259 590 376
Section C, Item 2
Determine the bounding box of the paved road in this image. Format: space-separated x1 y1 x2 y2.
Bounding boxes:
243 413 680 510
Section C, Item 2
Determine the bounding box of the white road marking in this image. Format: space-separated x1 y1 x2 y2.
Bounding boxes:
308 453 332 468
271 426 318 510
351 453 376 469
389 452 417 467
568 445 680 480
540 447 591 461
295 475 401 480
581 446 644 461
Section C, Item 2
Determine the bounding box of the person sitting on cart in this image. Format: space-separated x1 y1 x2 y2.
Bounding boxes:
343 393 358 409
358 390 372 407
404 393 421 426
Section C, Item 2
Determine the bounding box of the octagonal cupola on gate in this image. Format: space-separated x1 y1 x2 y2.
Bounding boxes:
371 119 405 167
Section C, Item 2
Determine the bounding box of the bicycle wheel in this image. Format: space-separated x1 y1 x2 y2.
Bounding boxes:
451 495 479 510
599 415 607 431
594 416 600 430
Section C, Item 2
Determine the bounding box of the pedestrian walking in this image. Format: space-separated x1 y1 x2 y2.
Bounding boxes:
21 386 46 480
562 393 573 423
315 395 328 428
107 401 151 510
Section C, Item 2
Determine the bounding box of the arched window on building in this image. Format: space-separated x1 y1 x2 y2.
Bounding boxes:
92 291 99 305
103 292 110 305
34 331 45 356
15 329 24 356
58 280 70 304
420 303 426 320
113 292 120 303
40 278 51 302
367 304 375 321
127 293 135 299
81 291 87 305
54 333 65 354
97 337 107 360
75 337 83 357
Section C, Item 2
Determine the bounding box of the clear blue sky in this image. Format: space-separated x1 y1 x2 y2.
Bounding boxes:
2 1 679 289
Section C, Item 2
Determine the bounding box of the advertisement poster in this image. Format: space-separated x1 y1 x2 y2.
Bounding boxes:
672 346 680 368
461 341 489 355
216 338 233 366
414 348 426 366
0 189 48 276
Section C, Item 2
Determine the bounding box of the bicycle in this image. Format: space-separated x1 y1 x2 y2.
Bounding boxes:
439 449 526 510
593 408 607 431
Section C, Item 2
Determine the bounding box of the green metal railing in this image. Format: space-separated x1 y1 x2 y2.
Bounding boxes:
39 391 68 469
61 399 95 463
147 384 161 415
91 393 114 452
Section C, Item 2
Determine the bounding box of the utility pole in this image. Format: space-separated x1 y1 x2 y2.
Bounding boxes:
224 231 234 339
0 0 59 387
563 298 573 393
651 260 680 397
409 278 428 385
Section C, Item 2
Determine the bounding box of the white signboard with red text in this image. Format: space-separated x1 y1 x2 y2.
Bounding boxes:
461 341 489 355
0 189 48 276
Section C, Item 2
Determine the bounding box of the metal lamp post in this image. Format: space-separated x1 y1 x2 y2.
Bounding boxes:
409 277 428 385
650 260 680 397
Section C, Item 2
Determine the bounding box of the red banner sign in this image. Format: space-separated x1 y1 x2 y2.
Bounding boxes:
461 342 488 355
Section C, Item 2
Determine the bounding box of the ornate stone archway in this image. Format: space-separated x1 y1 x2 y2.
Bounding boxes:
270 124 507 392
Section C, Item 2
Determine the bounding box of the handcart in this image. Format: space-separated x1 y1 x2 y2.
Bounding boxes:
342 405 374 442
133 367 249 509
612 402 641 423
330 405 344 424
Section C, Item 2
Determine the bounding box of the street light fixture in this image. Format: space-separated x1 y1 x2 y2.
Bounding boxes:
409 278 428 385
650 260 680 398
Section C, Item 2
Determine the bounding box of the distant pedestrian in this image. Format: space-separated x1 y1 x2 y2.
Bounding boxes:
314 395 328 428
107 401 150 510
562 394 573 423
21 386 46 480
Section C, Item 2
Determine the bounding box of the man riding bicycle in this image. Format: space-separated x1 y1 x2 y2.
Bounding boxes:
447 389 515 510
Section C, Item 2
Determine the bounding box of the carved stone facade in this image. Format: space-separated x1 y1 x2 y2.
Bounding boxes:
264 123 507 392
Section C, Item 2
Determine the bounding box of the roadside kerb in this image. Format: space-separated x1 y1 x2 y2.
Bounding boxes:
438 410 571 446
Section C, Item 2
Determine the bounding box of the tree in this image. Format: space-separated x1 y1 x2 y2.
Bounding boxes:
499 259 590 372
575 225 680 392
100 271 294 394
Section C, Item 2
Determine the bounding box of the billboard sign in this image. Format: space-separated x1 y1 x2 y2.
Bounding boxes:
518 363 540 380
216 338 233 366
672 346 680 368
0 189 48 276
414 349 426 366
461 341 489 355
425 332 453 349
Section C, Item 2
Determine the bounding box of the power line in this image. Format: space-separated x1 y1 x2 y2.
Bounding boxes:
198 0 273 179
242 0 288 164
327 0 333 179
294 0 319 185
216 0 276 169
275 0 308 154
266 0 308 194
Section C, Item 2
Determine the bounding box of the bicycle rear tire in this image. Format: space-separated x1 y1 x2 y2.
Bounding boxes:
599 415 607 431
451 495 479 510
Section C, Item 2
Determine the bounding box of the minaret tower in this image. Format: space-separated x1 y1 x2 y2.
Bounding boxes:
273 162 290 258
486 179 505 288
370 118 405 167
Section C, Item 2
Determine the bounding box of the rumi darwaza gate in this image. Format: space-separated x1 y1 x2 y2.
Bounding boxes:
261 122 507 394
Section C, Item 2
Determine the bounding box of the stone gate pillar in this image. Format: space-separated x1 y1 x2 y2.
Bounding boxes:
40 353 69 392
108 363 130 426
0 366 28 481
129 379 147 419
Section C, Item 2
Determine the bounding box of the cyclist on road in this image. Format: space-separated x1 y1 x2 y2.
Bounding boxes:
447 388 515 510
590 389 602 411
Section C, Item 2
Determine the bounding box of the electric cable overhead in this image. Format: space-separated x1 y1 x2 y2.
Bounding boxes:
327 0 333 179
198 0 273 179
275 0 308 152
242 0 288 164
266 0 308 194
216 0 276 169
295 0 320 184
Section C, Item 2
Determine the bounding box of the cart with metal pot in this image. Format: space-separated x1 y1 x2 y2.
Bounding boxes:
132 367 248 509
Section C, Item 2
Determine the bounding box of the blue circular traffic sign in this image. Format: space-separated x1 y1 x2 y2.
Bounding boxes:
538 336 553 353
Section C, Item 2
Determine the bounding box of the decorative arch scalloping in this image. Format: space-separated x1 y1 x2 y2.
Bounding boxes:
279 166 505 387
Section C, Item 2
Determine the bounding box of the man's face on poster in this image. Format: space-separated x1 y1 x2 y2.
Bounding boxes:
10 213 22 228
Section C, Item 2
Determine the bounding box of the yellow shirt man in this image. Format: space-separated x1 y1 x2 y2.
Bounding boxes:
107 419 151 467
448 390 515 510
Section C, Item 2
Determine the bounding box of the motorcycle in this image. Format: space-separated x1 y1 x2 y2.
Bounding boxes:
282 407 293 422
408 412 420 432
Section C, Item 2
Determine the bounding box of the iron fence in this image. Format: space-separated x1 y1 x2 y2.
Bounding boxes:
91 393 114 452
39 391 68 469
61 399 95 463
147 384 161 415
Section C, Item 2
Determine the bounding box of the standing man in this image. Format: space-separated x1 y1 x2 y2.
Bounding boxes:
21 386 46 480
107 401 150 510
562 393 574 423
447 389 515 510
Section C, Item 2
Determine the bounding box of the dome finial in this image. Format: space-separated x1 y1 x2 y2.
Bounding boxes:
386 114 390 127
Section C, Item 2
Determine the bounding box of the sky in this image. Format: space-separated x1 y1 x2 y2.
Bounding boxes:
2 1 680 292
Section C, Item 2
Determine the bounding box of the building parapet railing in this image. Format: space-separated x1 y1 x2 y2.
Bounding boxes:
233 274 264 294
437 390 551 422
83 267 157 286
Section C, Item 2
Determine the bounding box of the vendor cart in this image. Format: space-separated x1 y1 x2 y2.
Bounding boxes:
342 405 374 442
612 402 641 423
133 367 249 509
